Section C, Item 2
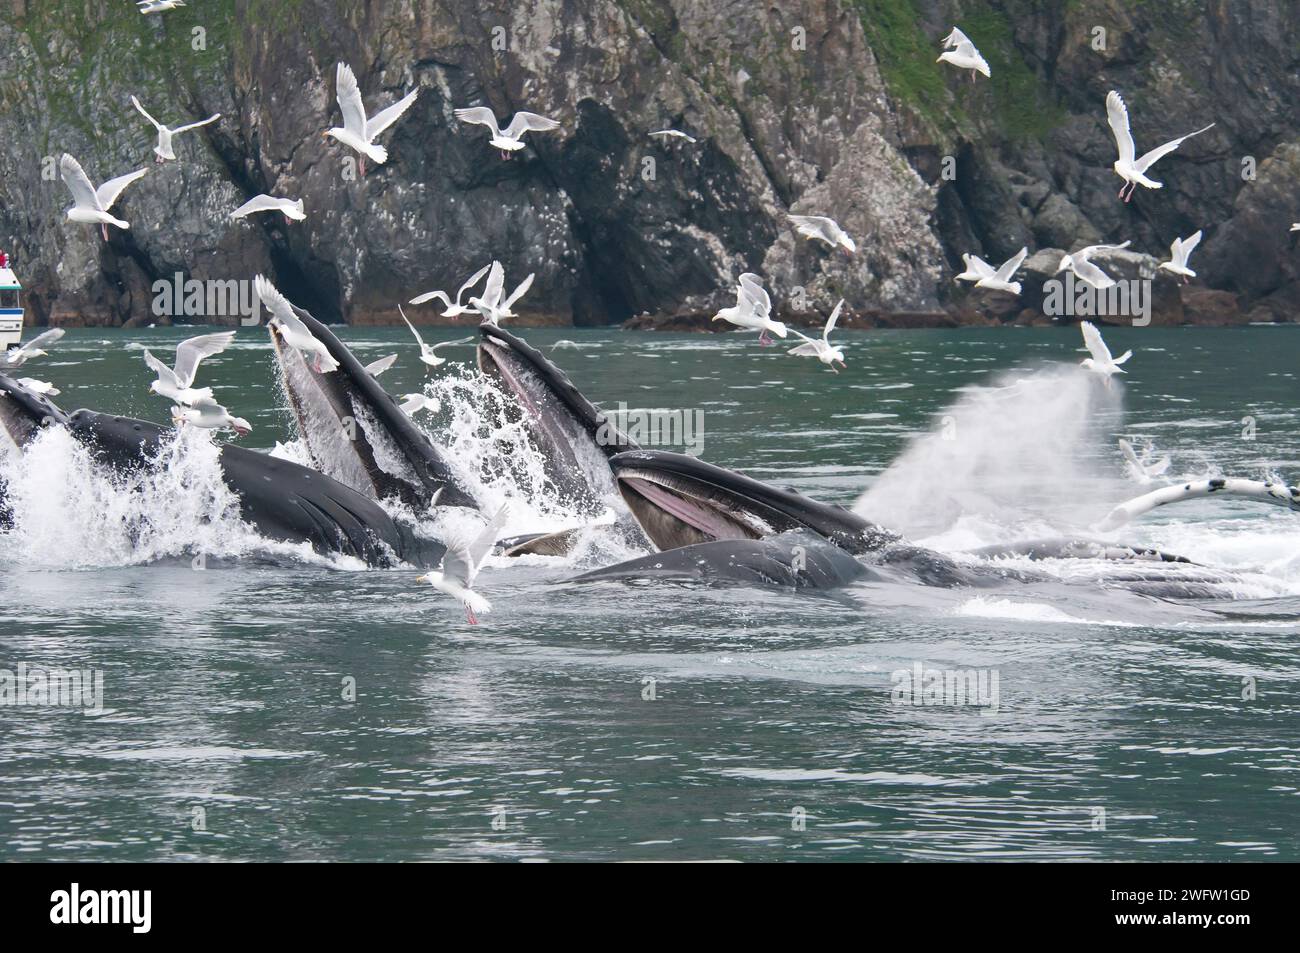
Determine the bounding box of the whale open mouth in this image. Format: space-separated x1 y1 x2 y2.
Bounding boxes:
477 324 632 513
610 449 896 554
268 303 476 509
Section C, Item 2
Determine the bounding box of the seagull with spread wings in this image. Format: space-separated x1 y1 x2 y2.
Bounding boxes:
1157 230 1203 283
454 106 560 159
142 331 235 407
324 62 419 177
398 305 474 369
787 300 847 372
409 263 492 317
255 275 340 373
1106 90 1214 202
130 95 220 163
1079 320 1132 382
416 503 511 624
59 154 148 240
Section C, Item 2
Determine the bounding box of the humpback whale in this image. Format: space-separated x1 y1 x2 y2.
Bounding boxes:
609 449 899 555
268 301 476 509
476 322 650 554
0 374 444 567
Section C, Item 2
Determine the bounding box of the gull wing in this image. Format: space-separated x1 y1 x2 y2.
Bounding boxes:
1176 229 1203 266
455 263 492 304
503 111 560 139
171 113 221 135
59 154 101 210
962 253 997 279
254 275 306 333
479 261 505 308
335 62 369 138
1073 258 1116 289
409 289 452 307
454 106 502 137
942 27 970 49
365 87 418 140
1077 240 1131 260
142 347 182 389
1147 456 1171 476
130 95 163 130
1134 123 1214 173
738 273 771 315
428 336 475 351
466 503 511 582
439 537 475 589
993 246 1028 282
1105 91 1135 166
788 340 821 357
17 328 66 357
397 304 427 351
364 354 398 377
823 299 844 341
232 194 285 218
174 331 236 387
95 168 147 210
789 214 830 240
1080 321 1112 364
501 273 535 312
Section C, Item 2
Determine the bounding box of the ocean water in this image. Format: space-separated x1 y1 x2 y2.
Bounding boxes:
1 323 1298 861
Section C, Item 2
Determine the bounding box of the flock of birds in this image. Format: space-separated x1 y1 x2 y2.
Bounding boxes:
29 11 1299 618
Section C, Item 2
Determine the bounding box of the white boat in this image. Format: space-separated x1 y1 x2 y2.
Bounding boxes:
0 251 22 351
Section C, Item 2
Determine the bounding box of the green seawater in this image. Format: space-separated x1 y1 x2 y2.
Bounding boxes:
1 323 1297 861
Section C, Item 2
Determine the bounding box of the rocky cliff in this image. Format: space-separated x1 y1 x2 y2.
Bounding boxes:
0 0 1297 328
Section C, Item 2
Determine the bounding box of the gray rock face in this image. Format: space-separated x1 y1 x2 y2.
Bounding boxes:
0 0 1297 328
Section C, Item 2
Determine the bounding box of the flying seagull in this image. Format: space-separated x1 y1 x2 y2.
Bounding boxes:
137 0 185 12
787 299 847 372
1056 241 1132 290
467 261 534 326
59 154 147 240
0 329 65 369
712 273 786 346
409 263 492 317
788 214 856 255
649 129 697 143
398 305 474 369
142 331 235 406
1157 230 1203 283
325 62 419 177
938 28 990 80
454 107 560 159
954 253 996 284
1079 320 1131 381
255 275 340 373
416 503 511 624
1106 90 1214 202
231 195 305 223
130 96 220 163
973 247 1028 295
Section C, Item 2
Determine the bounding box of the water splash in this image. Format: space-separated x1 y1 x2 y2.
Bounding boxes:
857 364 1123 542
0 425 341 569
